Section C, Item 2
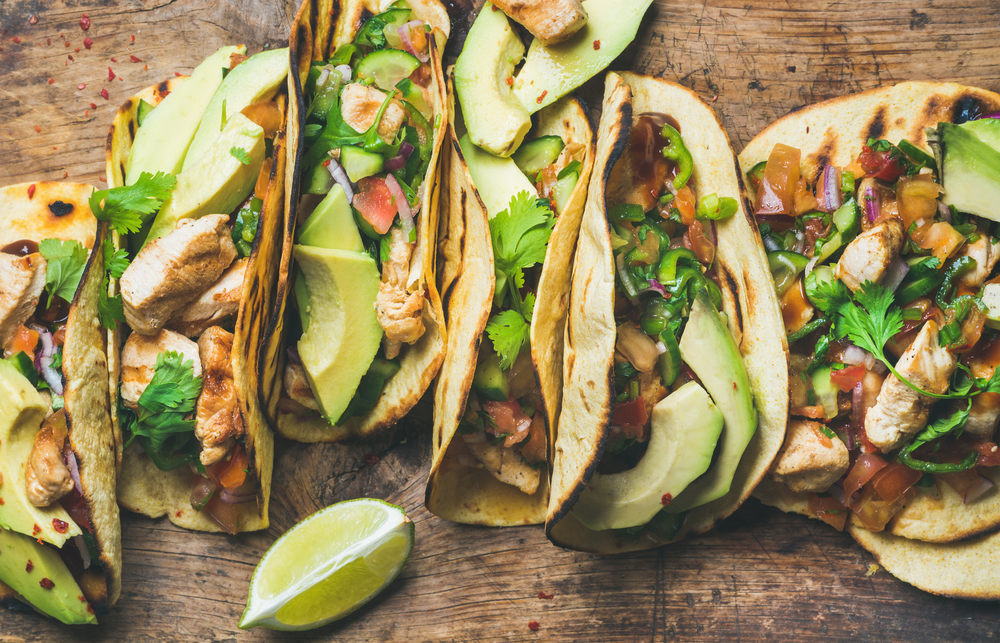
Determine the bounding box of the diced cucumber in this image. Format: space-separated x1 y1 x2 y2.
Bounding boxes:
814 230 843 264
810 367 839 420
746 160 766 189
355 49 420 92
657 330 681 387
982 282 1000 329
355 8 411 48
305 163 335 195
368 357 401 380
395 78 433 121
551 173 578 213
767 250 810 295
832 198 860 239
512 135 565 177
340 146 384 182
308 67 343 120
473 353 509 402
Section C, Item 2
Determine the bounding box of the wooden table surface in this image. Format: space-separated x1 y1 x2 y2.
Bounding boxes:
2 0 1000 640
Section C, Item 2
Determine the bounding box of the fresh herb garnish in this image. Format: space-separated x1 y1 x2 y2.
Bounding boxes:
230 146 252 166
898 401 978 473
123 351 202 453
89 171 177 234
37 238 88 304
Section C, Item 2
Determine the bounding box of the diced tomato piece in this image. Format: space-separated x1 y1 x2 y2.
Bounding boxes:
673 185 696 225
850 485 904 532
520 413 547 464
780 277 814 335
482 400 532 447
211 444 248 491
790 405 826 420
51 326 66 347
353 177 398 235
808 493 848 531
857 144 906 182
612 397 647 436
896 175 942 229
754 143 801 215
830 365 865 392
203 494 240 535
792 177 819 215
870 462 922 504
5 325 39 359
685 220 715 266
843 452 888 503
975 441 1000 467
914 221 965 264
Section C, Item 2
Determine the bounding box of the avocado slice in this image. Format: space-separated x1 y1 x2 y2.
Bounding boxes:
144 113 265 244
664 290 758 514
458 133 534 217
0 361 81 547
126 45 245 185
296 185 365 252
572 381 723 531
182 47 289 171
931 121 1000 222
293 245 383 423
454 4 531 157
472 352 510 402
0 528 95 625
513 0 654 114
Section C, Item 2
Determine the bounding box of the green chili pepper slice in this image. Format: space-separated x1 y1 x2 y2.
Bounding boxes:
661 123 693 191
655 248 699 284
898 449 979 474
935 256 977 309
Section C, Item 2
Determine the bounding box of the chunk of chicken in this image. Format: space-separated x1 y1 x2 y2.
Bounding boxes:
283 361 319 411
492 0 588 45
168 258 247 337
616 323 658 373
0 252 47 347
958 236 1000 288
120 329 202 409
120 214 237 335
464 441 540 495
375 227 425 359
834 217 905 292
25 410 74 507
639 369 668 435
965 392 1000 438
340 83 405 144
771 419 849 493
866 320 957 452
195 327 243 465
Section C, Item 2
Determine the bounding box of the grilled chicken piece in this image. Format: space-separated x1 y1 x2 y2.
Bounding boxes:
25 410 74 507
492 0 588 45
120 214 237 335
771 419 849 493
340 83 405 144
0 252 47 347
835 217 905 292
168 257 247 337
375 226 425 359
866 320 957 452
616 323 658 373
283 361 319 411
195 327 243 466
464 440 541 495
965 393 1000 438
120 329 202 409
958 236 1000 288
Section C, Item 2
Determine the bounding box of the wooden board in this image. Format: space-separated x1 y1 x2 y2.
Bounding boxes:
2 0 1000 639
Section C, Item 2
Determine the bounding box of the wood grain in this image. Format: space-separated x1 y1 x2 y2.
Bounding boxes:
2 0 1000 640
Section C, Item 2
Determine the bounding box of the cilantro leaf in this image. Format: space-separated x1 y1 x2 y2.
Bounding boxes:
230 146 252 166
99 280 126 329
38 238 88 303
129 351 202 452
103 237 130 279
840 281 903 359
805 271 852 316
89 171 177 234
489 191 556 279
486 309 530 371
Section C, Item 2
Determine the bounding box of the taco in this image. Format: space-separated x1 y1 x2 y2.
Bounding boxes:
259 0 450 443
103 45 288 533
546 72 788 552
738 81 1000 597
0 182 120 622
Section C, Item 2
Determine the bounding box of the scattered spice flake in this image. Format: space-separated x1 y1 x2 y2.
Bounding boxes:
25 560 34 573
85 110 89 116
29 14 39 25
593 39 601 50
65 41 70 47
143 64 148 71
175 71 183 77
107 67 116 81
89 102 97 108
34 125 41 133
866 563 880 577
528 621 540 631
100 88 109 99
661 493 672 506
68 54 74 61
39 578 54 590
536 90 548 104
175 510 183 517
47 76 54 84
363 453 380 466
99 176 106 183
52 519 68 533
0 498 4 505
75 47 80 52
80 14 91 31
130 54 142 63
77 83 85 90
46 37 51 45
78 595 86 602
12 37 21 44
505 77 513 86
110 57 116 62
130 34 135 43
83 37 92 49
87 604 95 614
32 523 40 535
537 591 554 600
62 172 68 179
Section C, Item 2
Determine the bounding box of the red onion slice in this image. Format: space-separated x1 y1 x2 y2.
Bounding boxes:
65 450 82 495
398 21 429 63
841 344 868 366
881 257 910 293
218 488 257 504
325 158 354 203
384 141 415 171
851 381 865 446
73 535 91 570
862 184 880 224
31 325 63 396
335 64 352 81
822 165 843 212
938 201 951 222
385 174 415 238
647 279 666 296
982 112 1000 120
964 474 995 504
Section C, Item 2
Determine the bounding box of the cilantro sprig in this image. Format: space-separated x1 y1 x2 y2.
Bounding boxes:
98 238 128 329
230 146 252 165
38 238 88 304
89 171 176 234
123 351 202 454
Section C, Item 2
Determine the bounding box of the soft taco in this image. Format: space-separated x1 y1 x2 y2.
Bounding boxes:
103 45 288 533
546 72 788 552
259 0 450 442
738 81 1000 597
0 182 120 623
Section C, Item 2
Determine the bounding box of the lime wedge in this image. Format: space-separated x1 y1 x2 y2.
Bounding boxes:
239 499 414 631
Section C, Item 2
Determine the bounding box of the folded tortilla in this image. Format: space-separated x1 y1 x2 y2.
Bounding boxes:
0 182 121 610
260 0 451 443
425 72 596 526
547 72 789 552
105 76 285 533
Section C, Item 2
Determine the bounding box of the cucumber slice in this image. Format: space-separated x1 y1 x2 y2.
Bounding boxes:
767 250 809 296
356 49 420 92
512 135 565 177
832 198 860 239
309 67 343 120
810 367 838 420
355 8 411 48
746 160 766 190
983 283 1000 329
473 353 510 402
340 146 384 182
395 78 432 121
551 173 578 213
353 206 381 241
305 164 335 195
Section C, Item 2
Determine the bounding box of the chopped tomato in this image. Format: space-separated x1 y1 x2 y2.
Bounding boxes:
673 185 696 225
975 441 1000 467
406 23 428 54
5 325 39 359
612 397 647 437
520 414 547 464
850 485 904 532
536 166 559 201
857 144 907 182
203 494 240 535
830 365 865 392
790 405 826 420
211 444 248 491
240 102 283 138
896 175 942 229
792 177 819 216
482 400 532 447
808 493 848 531
354 177 398 234
870 463 922 504
754 143 800 215
843 452 888 503
685 220 714 265
255 157 273 201
914 221 965 264
780 277 814 335
51 326 66 347
802 215 830 254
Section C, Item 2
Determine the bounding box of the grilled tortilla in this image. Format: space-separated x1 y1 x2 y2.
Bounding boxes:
547 72 788 552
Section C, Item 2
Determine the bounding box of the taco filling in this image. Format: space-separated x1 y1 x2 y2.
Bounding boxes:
752 115 1000 534
283 2 440 426
568 114 757 542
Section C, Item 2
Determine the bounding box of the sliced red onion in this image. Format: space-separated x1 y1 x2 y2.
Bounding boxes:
862 184 880 224
384 142 415 171
842 344 868 366
822 165 843 212
385 173 415 238
881 257 910 293
398 21 429 63
938 201 951 222
335 64 352 82
73 535 91 570
982 112 1000 120
655 341 667 355
64 450 82 495
31 325 63 396
218 488 257 504
851 381 865 443
316 67 331 89
792 230 806 254
964 474 995 504
647 279 666 296
325 158 354 203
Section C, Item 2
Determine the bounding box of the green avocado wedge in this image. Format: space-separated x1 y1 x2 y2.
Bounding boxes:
931 120 1000 222
457 134 534 217
296 185 365 253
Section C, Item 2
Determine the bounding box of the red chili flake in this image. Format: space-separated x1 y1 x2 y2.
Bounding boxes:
78 595 86 602
528 621 540 631
68 55 74 61
84 110 89 116
29 15 39 25
83 37 92 49
143 64 148 71
32 523 40 535
46 76 54 84
110 57 116 62
62 172 68 179
593 40 601 50
661 493 673 506
130 35 135 43
0 498 5 505
46 37 51 45
52 519 69 533
363 453 380 466
99 176 106 183
174 71 183 77
25 560 34 572
100 88 109 99
107 67 116 81
505 77 513 86
322 159 331 167
175 510 183 517
538 591 554 600
27 184 36 199
64 60 68 66
80 14 91 31
75 47 80 52
89 102 96 108
0 46 3 52
12 37 21 44
39 578 54 590
130 55 141 63
77 83 85 89
87 604 95 614
37 42 42 47
491 4 499 9
733 382 737 390
34 125 41 133
65 42 70 47
536 90 548 104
